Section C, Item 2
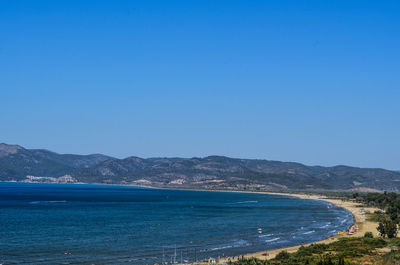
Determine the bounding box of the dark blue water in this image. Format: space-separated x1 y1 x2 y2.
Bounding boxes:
0 182 353 264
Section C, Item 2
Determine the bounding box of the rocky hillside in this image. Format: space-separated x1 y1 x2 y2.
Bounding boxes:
0 143 399 191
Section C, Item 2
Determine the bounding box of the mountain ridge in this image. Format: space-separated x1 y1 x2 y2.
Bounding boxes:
0 143 399 191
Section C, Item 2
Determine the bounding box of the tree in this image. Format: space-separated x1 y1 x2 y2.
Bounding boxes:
386 206 398 222
385 221 398 238
377 220 398 238
377 222 385 237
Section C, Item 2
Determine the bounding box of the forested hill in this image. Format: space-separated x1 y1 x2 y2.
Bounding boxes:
1 143 399 192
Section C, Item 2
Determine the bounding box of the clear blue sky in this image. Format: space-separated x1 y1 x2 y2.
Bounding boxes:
1 0 399 170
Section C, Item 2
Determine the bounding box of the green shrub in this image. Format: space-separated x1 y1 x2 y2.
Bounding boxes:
295 244 328 257
328 237 387 257
382 249 400 265
364 232 373 238
275 250 290 260
388 238 400 247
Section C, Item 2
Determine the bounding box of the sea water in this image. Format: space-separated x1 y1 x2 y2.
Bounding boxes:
0 182 353 264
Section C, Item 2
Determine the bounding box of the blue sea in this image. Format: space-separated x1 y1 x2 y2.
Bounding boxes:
0 182 353 264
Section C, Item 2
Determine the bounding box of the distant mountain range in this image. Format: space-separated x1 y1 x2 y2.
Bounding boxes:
1 143 399 192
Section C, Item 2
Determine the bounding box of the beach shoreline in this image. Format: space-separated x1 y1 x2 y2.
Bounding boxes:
1 182 380 264
207 191 380 264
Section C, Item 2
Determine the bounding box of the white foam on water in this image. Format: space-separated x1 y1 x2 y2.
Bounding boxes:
210 245 233 251
319 222 331 228
233 239 250 247
265 237 280 243
258 233 273 238
232 200 258 204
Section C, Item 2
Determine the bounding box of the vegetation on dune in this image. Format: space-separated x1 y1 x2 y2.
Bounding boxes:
381 250 400 265
354 192 400 220
227 238 395 265
353 192 400 238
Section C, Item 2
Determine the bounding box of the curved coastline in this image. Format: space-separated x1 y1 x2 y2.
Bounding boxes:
1 182 379 264
209 191 380 264
142 187 358 262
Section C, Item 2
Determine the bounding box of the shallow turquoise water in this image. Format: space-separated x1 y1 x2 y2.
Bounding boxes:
0 182 353 264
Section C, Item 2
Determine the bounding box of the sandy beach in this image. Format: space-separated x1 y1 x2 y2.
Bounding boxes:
195 192 380 264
